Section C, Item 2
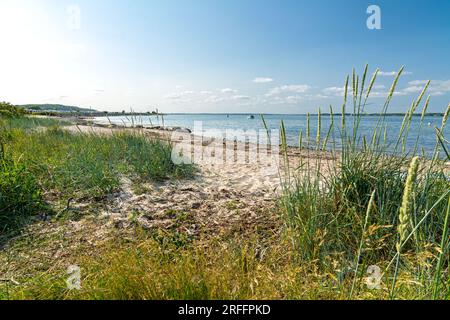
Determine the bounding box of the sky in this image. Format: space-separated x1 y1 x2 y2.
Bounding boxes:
0 0 449 114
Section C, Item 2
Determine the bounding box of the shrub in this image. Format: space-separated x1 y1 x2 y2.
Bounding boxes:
0 158 45 234
0 102 24 118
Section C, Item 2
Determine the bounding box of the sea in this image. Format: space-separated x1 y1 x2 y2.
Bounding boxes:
93 113 448 157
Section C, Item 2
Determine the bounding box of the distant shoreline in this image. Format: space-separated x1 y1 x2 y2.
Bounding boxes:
31 111 446 118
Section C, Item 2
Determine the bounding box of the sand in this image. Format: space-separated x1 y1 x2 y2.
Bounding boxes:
58 123 335 237
64 124 297 235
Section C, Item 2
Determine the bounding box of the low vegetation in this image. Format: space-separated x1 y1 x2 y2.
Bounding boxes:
0 156 46 234
0 114 194 239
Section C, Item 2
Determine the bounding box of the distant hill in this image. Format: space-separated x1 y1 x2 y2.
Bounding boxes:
20 104 98 113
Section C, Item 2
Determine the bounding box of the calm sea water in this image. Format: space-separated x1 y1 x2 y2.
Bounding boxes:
94 114 448 156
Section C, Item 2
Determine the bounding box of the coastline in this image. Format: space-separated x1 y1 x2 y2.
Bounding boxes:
2 110 449 299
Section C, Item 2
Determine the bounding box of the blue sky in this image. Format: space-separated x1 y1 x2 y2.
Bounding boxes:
0 0 449 113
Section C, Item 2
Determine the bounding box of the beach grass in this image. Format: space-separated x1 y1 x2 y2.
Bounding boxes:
1 116 70 130
278 65 450 299
0 117 194 238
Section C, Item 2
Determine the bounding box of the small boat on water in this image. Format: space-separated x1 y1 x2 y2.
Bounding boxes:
247 115 255 119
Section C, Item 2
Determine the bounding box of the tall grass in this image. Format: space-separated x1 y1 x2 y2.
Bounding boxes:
279 65 450 299
1 116 47 234
0 157 45 234
1 116 69 130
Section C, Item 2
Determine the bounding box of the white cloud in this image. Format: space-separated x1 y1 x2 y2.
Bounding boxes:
310 94 329 100
221 88 238 94
265 93 328 105
408 80 429 86
402 80 450 96
164 93 183 100
323 86 346 96
253 77 274 84
378 70 413 76
164 90 196 101
231 95 250 100
265 85 310 97
323 84 389 97
402 85 424 94
203 95 225 103
164 88 253 104
285 96 303 104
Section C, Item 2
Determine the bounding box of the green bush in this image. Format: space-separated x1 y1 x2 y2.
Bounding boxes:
0 158 45 234
0 102 24 118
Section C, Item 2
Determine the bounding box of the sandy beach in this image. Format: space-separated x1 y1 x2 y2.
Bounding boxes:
61 123 336 237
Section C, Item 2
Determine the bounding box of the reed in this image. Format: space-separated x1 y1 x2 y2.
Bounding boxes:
433 195 450 299
306 113 311 148
390 157 419 298
350 190 376 298
316 108 321 149
397 157 420 250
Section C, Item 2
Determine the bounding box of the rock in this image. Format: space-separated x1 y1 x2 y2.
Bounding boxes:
175 128 192 133
191 202 201 209
114 220 122 229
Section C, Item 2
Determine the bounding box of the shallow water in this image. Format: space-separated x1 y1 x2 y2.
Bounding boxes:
94 114 448 157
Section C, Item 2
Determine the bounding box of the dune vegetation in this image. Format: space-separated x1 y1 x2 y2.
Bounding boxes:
0 116 194 236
